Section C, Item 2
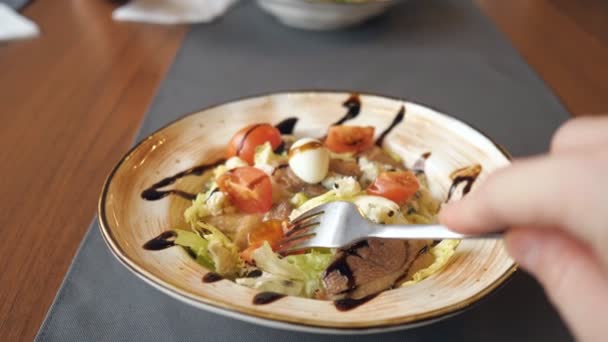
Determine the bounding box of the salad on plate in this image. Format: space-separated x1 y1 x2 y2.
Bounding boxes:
143 120 459 303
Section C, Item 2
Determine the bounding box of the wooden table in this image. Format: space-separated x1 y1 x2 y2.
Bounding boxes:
0 0 606 340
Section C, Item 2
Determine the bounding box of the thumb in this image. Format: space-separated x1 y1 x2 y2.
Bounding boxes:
506 228 608 342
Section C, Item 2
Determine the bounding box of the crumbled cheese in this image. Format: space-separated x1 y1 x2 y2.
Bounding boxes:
290 192 309 207
226 156 248 169
321 175 361 197
353 195 407 224
334 177 362 198
254 142 287 175
358 157 383 185
321 173 341 190
213 156 247 178
184 189 234 225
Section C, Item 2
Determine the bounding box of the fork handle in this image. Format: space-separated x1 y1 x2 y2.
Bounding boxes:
368 224 503 240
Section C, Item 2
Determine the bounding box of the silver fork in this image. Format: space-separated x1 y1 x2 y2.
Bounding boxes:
278 201 502 254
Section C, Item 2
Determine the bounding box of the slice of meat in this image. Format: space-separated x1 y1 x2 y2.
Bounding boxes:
329 158 362 177
205 213 263 251
323 238 432 300
272 166 326 197
358 146 403 170
266 200 294 222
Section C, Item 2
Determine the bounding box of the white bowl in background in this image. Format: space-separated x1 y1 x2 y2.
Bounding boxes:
256 0 397 30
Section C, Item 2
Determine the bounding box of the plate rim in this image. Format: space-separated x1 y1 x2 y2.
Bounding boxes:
97 89 517 333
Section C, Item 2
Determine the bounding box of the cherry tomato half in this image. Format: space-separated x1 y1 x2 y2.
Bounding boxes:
240 219 284 262
325 126 375 153
367 171 420 205
226 123 282 164
218 167 273 214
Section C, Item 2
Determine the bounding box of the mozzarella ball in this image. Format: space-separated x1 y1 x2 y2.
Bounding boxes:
288 138 330 184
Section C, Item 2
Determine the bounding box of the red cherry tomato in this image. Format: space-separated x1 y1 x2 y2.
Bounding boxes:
218 167 273 214
226 123 282 164
325 126 375 153
240 220 285 262
367 171 420 205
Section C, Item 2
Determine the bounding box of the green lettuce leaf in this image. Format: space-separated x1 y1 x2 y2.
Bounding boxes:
235 273 304 296
244 242 333 297
197 222 242 278
173 229 214 270
173 223 242 278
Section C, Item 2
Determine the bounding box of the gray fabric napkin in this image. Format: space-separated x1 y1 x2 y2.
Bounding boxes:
37 0 573 340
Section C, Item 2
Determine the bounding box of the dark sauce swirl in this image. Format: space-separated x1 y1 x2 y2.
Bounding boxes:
333 93 361 125
202 272 224 283
412 152 432 174
236 124 263 156
447 164 482 201
141 159 225 201
324 240 369 293
245 269 263 278
142 231 177 250
252 292 286 305
275 117 299 135
375 105 405 147
334 294 378 312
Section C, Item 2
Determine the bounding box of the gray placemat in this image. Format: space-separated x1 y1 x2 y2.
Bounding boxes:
37 1 573 341
1 0 30 10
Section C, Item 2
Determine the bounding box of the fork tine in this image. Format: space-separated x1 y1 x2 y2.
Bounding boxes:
285 221 320 237
278 232 316 247
278 242 314 256
288 207 325 228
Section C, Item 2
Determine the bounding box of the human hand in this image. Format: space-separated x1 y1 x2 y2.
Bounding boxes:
440 116 608 342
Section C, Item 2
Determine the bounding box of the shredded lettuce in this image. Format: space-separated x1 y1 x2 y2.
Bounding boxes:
197 222 242 277
254 142 287 174
173 225 242 278
240 242 332 297
213 156 248 178
251 242 305 279
184 187 234 226
329 151 356 161
236 272 304 296
284 250 333 297
401 240 460 286
173 229 214 270
288 180 363 221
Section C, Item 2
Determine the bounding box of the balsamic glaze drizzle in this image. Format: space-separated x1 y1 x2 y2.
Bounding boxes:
202 272 224 283
333 93 361 125
375 105 405 147
245 269 263 278
324 240 369 293
334 294 378 312
252 292 286 305
236 124 263 156
141 159 226 201
275 117 299 135
412 152 432 174
142 231 177 250
446 164 482 201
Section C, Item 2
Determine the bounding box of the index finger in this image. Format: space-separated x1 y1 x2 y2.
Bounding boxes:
439 154 605 249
